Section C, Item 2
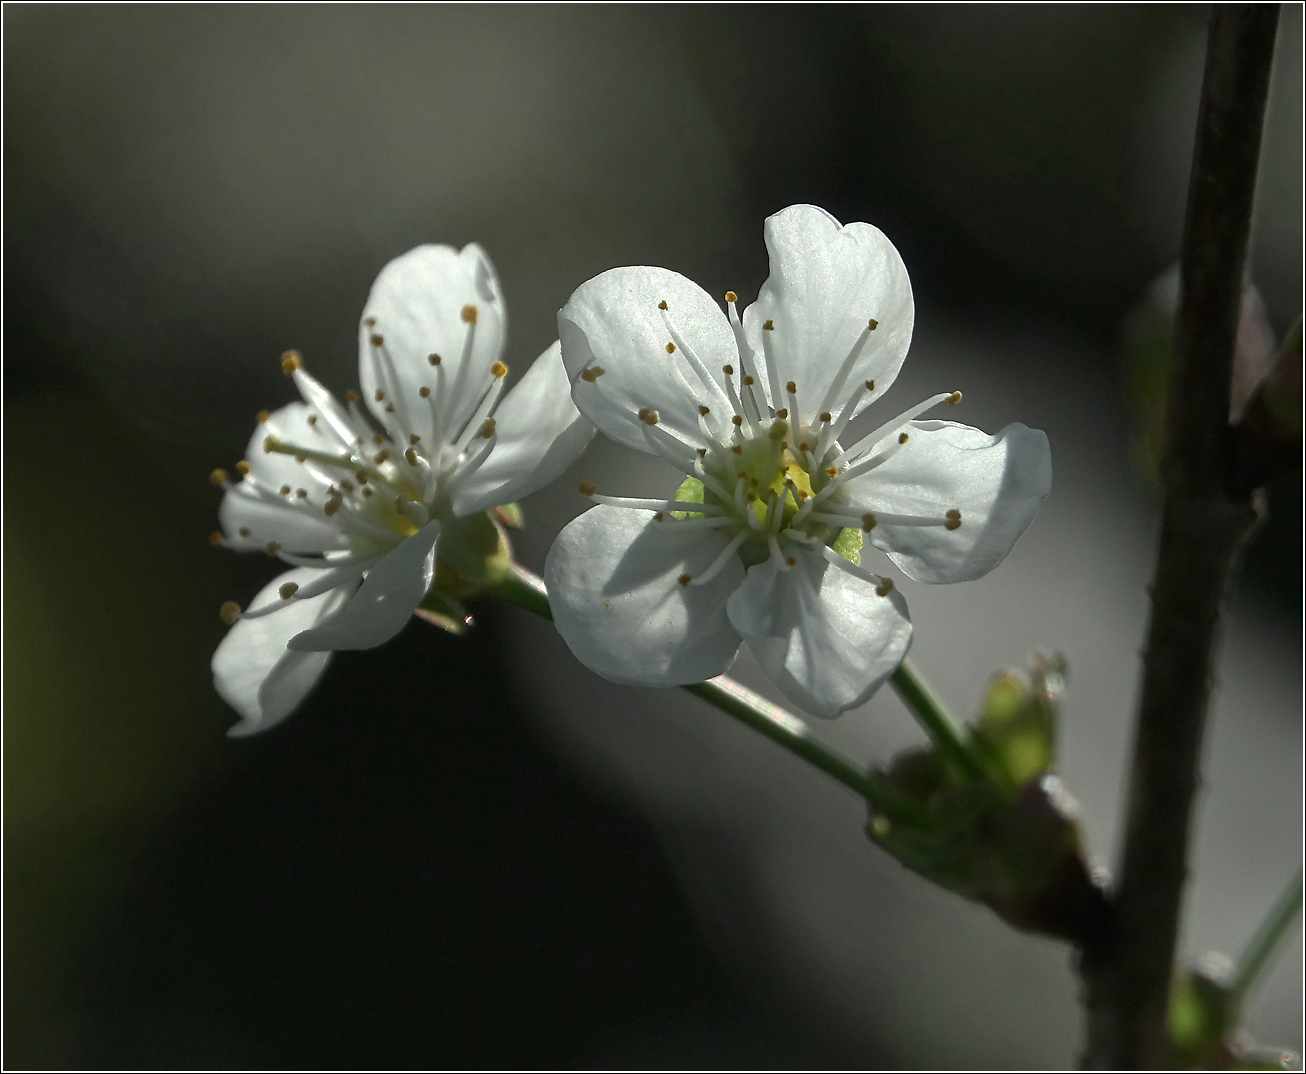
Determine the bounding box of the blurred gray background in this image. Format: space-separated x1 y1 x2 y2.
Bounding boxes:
5 5 1301 1068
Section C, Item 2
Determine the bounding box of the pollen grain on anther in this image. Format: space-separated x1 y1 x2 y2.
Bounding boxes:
279 582 299 600
280 350 302 374
219 601 241 625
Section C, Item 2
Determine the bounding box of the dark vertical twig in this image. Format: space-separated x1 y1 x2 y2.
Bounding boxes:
1081 5 1280 1068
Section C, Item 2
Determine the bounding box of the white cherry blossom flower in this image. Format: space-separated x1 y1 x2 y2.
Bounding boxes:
546 204 1051 718
212 243 593 736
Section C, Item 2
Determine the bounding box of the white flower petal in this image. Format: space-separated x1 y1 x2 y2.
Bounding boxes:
288 521 440 652
742 204 913 425
558 265 738 454
359 243 506 444
844 420 1052 584
213 567 357 736
452 341 595 516
545 505 744 687
727 550 912 718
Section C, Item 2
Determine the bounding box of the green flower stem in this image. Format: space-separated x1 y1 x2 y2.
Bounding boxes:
889 659 986 781
1230 869 1304 1007
489 564 925 824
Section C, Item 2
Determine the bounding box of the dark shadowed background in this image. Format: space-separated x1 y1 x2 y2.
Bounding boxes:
5 5 1302 1068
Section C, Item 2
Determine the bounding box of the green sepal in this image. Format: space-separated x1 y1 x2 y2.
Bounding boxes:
490 502 525 530
831 526 863 566
671 476 705 519
415 588 471 635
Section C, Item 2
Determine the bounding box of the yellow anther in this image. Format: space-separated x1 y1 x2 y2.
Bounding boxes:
373 434 385 445
481 418 496 439
776 408 788 419
375 389 385 402
795 489 809 501
345 389 360 403
875 577 894 597
362 487 373 498
742 375 754 386
341 481 354 492
730 445 742 455
665 342 676 354
405 448 419 466
461 304 478 325
364 316 376 327
236 460 251 475
294 456 306 464
862 513 877 532
732 415 743 427
826 466 837 478
657 300 668 310
280 350 302 374
279 582 299 600
696 448 707 457
763 320 775 331
256 409 270 424
724 291 737 303
355 471 369 484
653 512 664 521
219 601 241 625
428 353 442 366
786 380 797 394
369 334 385 347
677 573 692 587
491 361 508 379
280 484 292 495
798 442 810 452
261 435 279 454
786 556 796 567
746 491 756 502
385 404 395 413
418 386 431 398
945 508 962 531
898 433 909 444
374 449 390 464
209 468 229 487
868 318 879 331
945 508 961 520
208 531 225 547
698 405 710 416
722 363 735 377
819 411 832 423
946 391 962 406
578 479 598 496
324 497 342 516
638 407 659 426
296 488 308 498
265 540 281 556
580 365 605 382
409 434 421 444
866 380 876 391
238 527 251 538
